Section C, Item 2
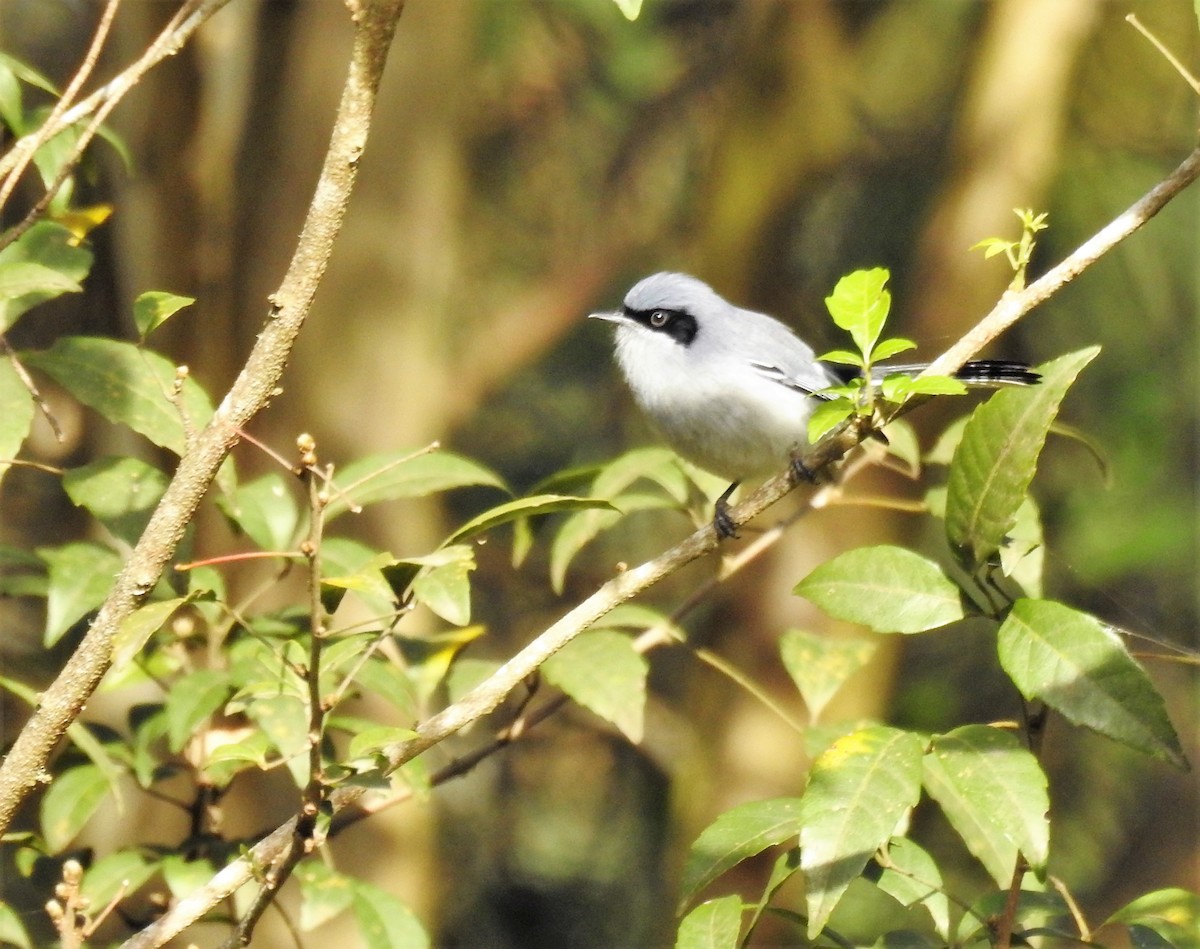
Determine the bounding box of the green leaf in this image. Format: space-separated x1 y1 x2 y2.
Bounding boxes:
217 471 300 551
998 496 1043 597
396 626 483 704
133 290 195 339
297 861 355 932
678 797 803 912
1108 888 1200 947
443 494 615 547
203 731 274 787
998 599 1187 769
112 596 188 667
945 347 1098 567
549 490 674 593
38 541 122 646
0 57 23 132
795 545 964 634
824 268 891 358
807 398 854 443
921 725 1049 886
406 545 476 626
871 839 950 940
779 629 876 722
63 456 169 545
0 356 34 490
882 373 967 403
160 854 215 901
872 337 918 361
0 220 92 332
41 764 111 851
613 0 644 21
245 694 310 788
817 348 865 368
165 668 231 752
799 725 924 938
675 895 743 949
81 849 155 907
24 336 217 456
0 900 31 949
352 880 430 949
325 449 506 521
543 631 648 743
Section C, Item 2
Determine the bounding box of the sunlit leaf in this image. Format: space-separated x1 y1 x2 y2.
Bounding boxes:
800 725 924 937
824 268 891 358
872 337 918 361
678 797 802 913
80 850 155 907
41 764 110 851
921 725 1049 886
1108 888 1200 947
38 541 122 646
807 398 854 443
297 861 355 932
63 456 169 546
945 348 1098 567
675 895 743 949
133 290 195 339
24 337 216 456
0 900 31 949
112 596 188 668
613 0 644 21
0 261 80 333
165 668 231 752
217 471 300 551
870 838 950 940
325 449 506 521
352 880 430 949
543 631 648 742
160 854 215 901
998 599 1187 769
396 626 484 704
0 357 34 490
406 545 476 626
795 545 964 634
780 629 876 722
444 494 614 547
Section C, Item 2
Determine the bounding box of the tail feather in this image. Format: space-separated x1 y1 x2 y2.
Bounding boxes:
855 359 1040 387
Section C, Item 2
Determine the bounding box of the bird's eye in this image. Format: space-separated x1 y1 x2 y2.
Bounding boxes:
649 309 670 328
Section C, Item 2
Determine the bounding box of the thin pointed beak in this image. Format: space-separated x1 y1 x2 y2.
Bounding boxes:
588 309 626 323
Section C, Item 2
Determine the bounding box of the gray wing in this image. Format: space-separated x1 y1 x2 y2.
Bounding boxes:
730 308 841 397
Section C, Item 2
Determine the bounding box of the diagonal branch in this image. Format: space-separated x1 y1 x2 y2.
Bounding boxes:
0 0 408 838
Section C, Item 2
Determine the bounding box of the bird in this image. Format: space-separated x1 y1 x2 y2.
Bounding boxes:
590 271 1039 537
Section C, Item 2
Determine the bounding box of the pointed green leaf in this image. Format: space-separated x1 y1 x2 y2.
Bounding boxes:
807 398 854 443
245 694 310 788
216 471 300 551
1108 888 1200 947
795 545 964 634
800 725 924 938
165 668 231 752
81 850 156 907
675 895 743 949
325 449 506 521
945 348 1098 566
352 880 430 949
549 491 674 593
780 629 876 722
678 798 803 912
872 337 918 361
444 494 615 547
613 0 644 21
38 541 122 646
133 290 195 339
871 839 950 940
824 268 891 357
543 631 648 743
396 626 484 704
112 596 187 667
0 222 91 332
998 599 1187 769
24 337 216 456
817 348 865 368
296 861 355 932
0 357 34 489
0 900 31 949
921 725 1049 886
63 456 169 546
407 545 476 626
41 764 111 851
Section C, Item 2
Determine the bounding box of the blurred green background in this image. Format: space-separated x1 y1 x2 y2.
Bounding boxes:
2 1 1196 946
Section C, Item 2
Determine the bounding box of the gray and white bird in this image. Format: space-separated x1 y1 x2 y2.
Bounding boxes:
590 271 1038 536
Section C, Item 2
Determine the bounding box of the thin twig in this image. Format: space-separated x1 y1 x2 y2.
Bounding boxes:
1126 14 1200 94
0 0 122 213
